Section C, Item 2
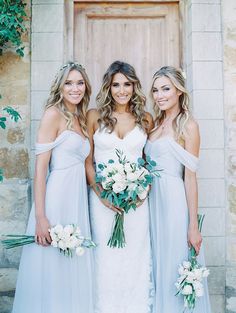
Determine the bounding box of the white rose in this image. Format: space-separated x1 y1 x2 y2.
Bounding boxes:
202 268 210 278
195 287 204 297
64 224 74 236
126 171 140 182
53 224 63 234
182 285 193 295
127 182 137 192
51 240 58 248
76 247 85 256
113 173 126 183
193 268 203 281
183 261 191 269
186 271 195 284
58 240 66 250
67 236 78 249
112 181 127 193
124 163 133 173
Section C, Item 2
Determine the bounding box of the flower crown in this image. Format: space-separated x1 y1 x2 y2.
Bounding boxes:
60 62 85 71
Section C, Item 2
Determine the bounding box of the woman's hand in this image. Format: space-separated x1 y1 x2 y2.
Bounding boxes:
188 225 202 255
35 216 52 246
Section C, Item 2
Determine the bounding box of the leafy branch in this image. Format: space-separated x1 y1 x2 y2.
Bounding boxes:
0 0 27 56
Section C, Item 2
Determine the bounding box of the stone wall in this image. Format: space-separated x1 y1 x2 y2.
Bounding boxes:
186 0 225 312
0 1 31 312
222 0 236 312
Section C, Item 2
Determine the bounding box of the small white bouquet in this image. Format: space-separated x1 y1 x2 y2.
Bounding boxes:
175 214 210 311
95 149 160 248
1 224 96 257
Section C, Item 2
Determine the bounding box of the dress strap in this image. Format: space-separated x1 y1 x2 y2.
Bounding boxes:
35 131 69 155
167 137 199 172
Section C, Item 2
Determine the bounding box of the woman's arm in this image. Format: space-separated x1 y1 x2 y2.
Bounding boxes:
34 108 61 246
184 119 202 255
85 109 123 214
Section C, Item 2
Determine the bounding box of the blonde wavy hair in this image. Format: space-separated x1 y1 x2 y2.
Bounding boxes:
150 66 191 141
45 61 91 137
96 61 148 132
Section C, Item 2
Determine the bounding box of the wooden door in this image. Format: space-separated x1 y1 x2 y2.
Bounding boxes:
71 1 180 107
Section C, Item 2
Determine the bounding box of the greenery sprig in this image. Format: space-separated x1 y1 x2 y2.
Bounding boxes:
0 0 27 56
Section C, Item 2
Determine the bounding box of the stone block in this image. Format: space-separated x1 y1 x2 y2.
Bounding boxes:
6 127 25 145
208 266 225 295
0 148 29 179
198 120 224 149
204 236 225 266
0 52 30 105
0 183 29 221
193 90 223 119
192 0 220 3
32 4 64 33
200 208 225 237
228 152 236 177
226 266 236 290
0 268 18 292
0 296 14 313
32 32 63 61
228 184 236 215
31 61 61 91
226 238 236 265
210 295 225 313
198 149 224 179
198 179 225 208
0 245 22 268
226 297 236 313
192 4 221 32
31 91 48 120
192 61 223 90
192 32 222 61
227 127 236 150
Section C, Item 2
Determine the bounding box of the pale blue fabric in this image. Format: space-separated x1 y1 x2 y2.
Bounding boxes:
145 136 211 313
12 130 94 313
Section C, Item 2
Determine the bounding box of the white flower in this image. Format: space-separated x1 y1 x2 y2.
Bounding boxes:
182 285 193 295
195 286 204 297
67 236 78 249
53 224 63 234
113 173 126 184
127 182 137 192
63 224 74 236
202 268 210 278
112 181 127 193
138 190 148 200
186 271 195 284
51 240 58 248
183 261 191 269
126 171 140 182
58 240 66 250
124 163 133 173
76 247 85 256
193 268 203 281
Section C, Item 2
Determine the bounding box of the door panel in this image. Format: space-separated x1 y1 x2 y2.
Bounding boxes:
74 2 180 107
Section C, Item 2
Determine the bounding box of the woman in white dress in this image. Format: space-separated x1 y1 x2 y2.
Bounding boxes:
86 61 154 313
12 62 94 313
145 66 211 312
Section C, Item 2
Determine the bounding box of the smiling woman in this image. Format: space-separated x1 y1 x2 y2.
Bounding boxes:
85 60 154 313
11 62 94 313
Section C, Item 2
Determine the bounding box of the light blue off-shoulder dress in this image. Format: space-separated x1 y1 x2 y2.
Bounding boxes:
145 136 211 313
12 130 94 313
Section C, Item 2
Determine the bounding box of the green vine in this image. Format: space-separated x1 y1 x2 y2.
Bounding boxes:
0 0 27 57
0 95 22 182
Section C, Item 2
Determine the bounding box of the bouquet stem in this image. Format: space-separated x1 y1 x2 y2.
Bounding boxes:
107 212 125 248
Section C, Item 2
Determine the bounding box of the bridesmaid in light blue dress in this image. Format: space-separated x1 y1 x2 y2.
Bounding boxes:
12 62 94 313
145 66 211 313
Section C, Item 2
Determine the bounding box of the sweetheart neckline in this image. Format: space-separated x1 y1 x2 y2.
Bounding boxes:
94 125 144 141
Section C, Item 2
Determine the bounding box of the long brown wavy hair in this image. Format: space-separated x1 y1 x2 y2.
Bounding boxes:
96 61 148 132
45 62 91 137
150 66 191 141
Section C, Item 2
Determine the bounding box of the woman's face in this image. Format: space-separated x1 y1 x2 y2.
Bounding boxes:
62 69 86 107
111 73 134 106
152 76 182 112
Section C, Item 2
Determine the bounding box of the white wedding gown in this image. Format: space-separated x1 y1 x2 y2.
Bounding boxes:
12 130 94 313
89 126 153 313
145 136 211 313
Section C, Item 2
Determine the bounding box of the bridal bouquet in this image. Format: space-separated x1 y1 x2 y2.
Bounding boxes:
175 214 210 312
95 149 160 248
1 224 96 257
